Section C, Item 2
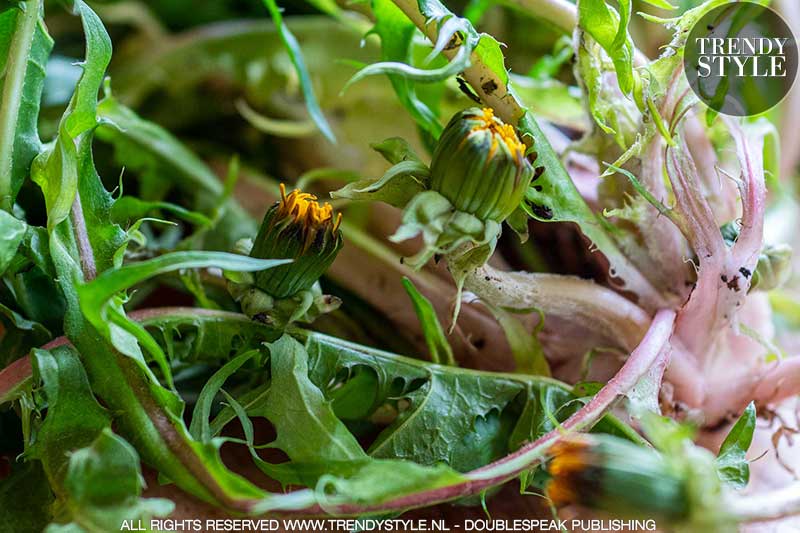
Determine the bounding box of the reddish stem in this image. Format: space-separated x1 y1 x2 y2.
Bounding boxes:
1 307 677 515
726 118 766 271
0 357 31 401
70 191 97 281
0 307 241 400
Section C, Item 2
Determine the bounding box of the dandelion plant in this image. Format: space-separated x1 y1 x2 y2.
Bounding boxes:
0 0 799 531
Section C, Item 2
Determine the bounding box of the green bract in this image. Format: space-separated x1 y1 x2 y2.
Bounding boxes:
547 436 690 520
546 434 730 531
391 107 535 268
750 243 792 293
227 185 343 325
335 108 536 269
429 107 534 222
250 184 343 299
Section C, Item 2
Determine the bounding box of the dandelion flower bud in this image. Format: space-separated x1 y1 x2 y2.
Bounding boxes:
249 184 342 299
750 243 792 292
546 436 691 522
429 107 534 223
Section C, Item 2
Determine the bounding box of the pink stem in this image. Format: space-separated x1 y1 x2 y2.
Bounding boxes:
663 338 705 409
0 336 70 401
667 139 727 359
666 140 726 262
752 357 800 408
70 192 97 282
0 307 243 400
0 357 31 401
725 117 766 271
671 120 766 364
473 309 675 476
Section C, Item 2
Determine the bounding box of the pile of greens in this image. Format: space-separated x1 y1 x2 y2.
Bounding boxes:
0 0 798 531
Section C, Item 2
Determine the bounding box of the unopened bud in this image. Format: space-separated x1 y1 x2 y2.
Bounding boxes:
429 108 534 223
750 243 792 292
249 184 342 299
547 436 691 522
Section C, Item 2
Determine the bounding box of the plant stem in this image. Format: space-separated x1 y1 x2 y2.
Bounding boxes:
752 356 800 407
464 263 651 351
727 484 800 523
496 0 648 65
391 0 526 127
469 309 674 480
672 120 766 362
498 0 576 33
70 192 97 281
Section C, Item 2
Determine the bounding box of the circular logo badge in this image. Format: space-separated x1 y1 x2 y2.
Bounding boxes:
684 1 798 117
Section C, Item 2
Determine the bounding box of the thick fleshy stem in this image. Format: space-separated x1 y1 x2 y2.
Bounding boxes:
670 122 766 362
726 118 766 272
726 483 800 523
463 263 651 352
388 0 524 133
750 356 800 409
494 0 648 66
